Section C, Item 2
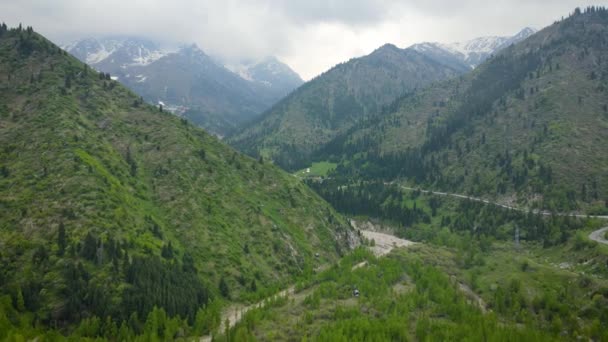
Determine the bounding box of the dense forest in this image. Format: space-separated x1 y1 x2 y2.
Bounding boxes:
307 179 594 248
303 7 608 212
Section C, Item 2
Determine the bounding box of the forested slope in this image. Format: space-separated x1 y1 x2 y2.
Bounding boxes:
317 7 608 212
0 24 356 338
229 44 464 170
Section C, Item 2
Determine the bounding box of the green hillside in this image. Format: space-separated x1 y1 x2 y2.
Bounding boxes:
315 7 608 212
221 240 608 341
228 44 465 171
0 24 356 338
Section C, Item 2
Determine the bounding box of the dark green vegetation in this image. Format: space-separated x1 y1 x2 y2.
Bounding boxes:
309 181 603 251
217 187 608 341
229 44 465 171
0 24 356 339
310 8 608 212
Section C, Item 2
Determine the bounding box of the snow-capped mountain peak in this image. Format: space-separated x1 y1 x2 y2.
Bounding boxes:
223 56 303 89
440 36 507 56
64 37 169 68
511 27 536 41
410 27 537 69
63 37 122 65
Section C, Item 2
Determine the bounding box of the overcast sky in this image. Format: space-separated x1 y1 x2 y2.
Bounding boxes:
0 0 601 79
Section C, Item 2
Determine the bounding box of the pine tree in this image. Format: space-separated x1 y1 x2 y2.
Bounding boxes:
219 277 230 299
81 232 97 261
126 146 137 177
16 288 25 311
161 242 173 259
64 74 71 89
581 183 588 202
57 222 67 256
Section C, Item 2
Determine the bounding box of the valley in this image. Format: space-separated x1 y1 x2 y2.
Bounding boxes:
1 4 608 341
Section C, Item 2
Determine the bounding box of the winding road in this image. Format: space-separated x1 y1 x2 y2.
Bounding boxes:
589 227 608 245
394 184 608 245
396 185 608 219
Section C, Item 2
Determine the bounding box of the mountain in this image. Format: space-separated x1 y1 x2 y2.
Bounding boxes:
411 27 537 69
65 36 167 71
224 56 304 99
0 25 355 336
64 37 303 136
314 8 608 212
122 44 275 135
228 43 466 171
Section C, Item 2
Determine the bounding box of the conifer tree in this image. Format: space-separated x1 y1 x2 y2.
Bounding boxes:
57 222 67 256
219 277 230 299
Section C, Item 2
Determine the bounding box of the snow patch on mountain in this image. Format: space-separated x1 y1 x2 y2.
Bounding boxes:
410 27 537 69
224 56 303 88
135 74 147 83
64 37 170 67
86 48 115 64
131 48 167 66
224 63 254 82
439 36 507 57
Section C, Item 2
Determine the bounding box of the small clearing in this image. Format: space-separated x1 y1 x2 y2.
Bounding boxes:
360 230 416 256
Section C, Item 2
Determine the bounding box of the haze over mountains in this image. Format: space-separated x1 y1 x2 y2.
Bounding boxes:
63 28 536 142
64 36 303 136
229 27 537 170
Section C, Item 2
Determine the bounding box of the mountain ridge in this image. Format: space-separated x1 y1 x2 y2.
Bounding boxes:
312 9 608 211
411 27 537 69
228 40 472 170
0 24 355 335
64 36 303 136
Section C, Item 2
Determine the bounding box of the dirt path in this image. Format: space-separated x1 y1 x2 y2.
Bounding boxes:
458 282 488 313
352 261 368 270
200 286 295 342
200 227 416 340
589 227 608 245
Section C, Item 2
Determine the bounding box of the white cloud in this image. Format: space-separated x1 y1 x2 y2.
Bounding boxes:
0 0 595 79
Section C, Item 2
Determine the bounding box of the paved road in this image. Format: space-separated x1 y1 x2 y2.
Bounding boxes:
396 184 608 219
589 227 608 245
395 184 608 245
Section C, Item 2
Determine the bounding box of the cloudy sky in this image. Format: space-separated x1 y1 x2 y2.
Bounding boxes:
0 0 599 79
